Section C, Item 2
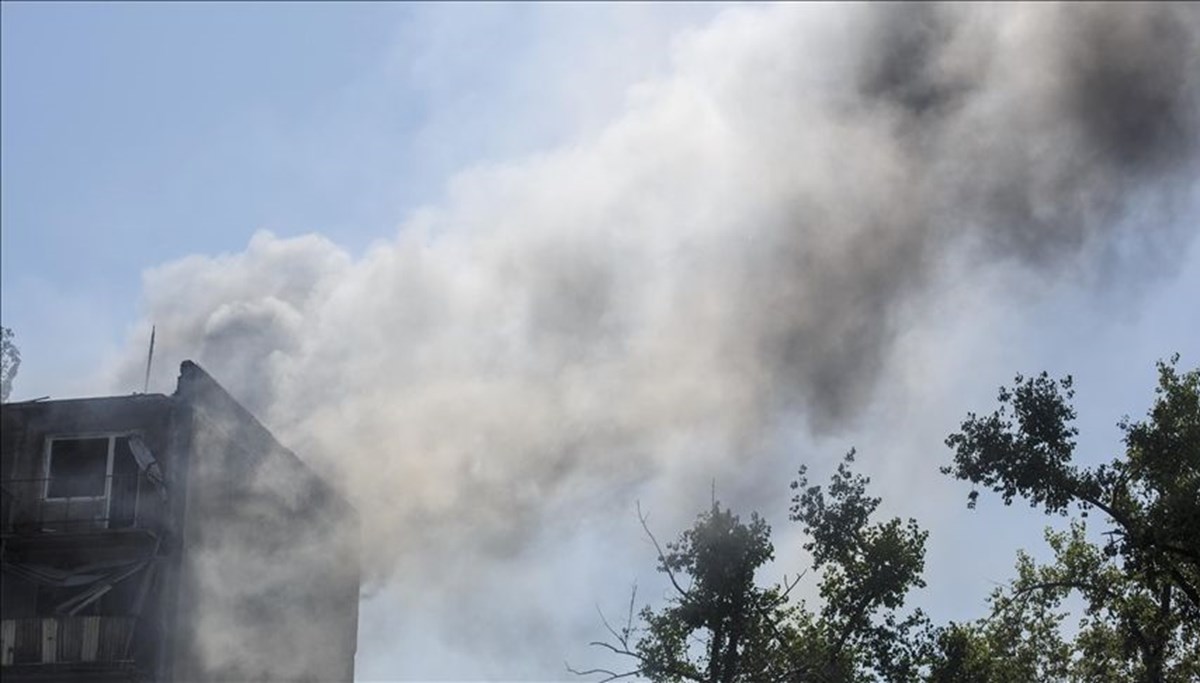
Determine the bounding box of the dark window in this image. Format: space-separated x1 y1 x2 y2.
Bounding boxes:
46 438 109 498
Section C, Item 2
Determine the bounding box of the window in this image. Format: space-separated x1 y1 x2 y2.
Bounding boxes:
45 437 110 498
44 435 135 500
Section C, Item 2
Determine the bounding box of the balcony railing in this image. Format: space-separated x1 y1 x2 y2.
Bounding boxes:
0 616 137 666
0 474 163 535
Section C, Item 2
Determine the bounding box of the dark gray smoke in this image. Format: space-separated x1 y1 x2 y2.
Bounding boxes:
104 3 1199 675
742 3 1200 427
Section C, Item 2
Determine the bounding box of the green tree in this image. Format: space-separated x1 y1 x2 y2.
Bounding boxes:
789 450 931 682
572 452 931 683
569 502 800 682
941 356 1200 683
575 357 1198 682
0 326 20 402
926 531 1076 683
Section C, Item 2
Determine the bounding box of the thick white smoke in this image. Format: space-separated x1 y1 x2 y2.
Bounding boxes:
102 4 1199 677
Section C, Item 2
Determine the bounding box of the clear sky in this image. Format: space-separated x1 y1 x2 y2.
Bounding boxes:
3 3 1198 680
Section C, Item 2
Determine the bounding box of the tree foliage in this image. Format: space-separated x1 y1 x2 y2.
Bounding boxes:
637 503 794 682
568 502 798 682
941 356 1200 682
575 356 1199 683
790 450 930 682
572 452 929 683
1 326 20 402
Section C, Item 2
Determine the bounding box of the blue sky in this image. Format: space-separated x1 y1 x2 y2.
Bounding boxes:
2 2 718 396
3 2 400 386
3 3 1199 680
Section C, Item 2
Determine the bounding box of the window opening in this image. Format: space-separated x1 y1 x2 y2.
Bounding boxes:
45 437 111 499
41 434 139 529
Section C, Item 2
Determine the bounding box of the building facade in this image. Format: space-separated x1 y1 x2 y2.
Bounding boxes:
0 361 359 682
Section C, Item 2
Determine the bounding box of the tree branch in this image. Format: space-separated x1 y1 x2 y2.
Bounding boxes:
597 604 628 648
1161 541 1200 566
778 571 805 602
565 662 640 683
1162 563 1200 612
587 640 639 658
639 501 690 600
831 588 878 659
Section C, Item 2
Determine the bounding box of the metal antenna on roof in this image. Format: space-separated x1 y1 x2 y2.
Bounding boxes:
142 325 156 394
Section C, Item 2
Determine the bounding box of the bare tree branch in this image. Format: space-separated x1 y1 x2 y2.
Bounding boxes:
587 640 639 658
597 604 627 647
625 583 638 640
565 661 641 682
778 571 806 602
638 501 690 600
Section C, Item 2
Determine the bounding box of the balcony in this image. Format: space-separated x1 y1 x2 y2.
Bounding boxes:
1 475 164 557
1 616 138 668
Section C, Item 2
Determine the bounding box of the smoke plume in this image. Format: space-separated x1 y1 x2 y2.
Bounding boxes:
105 3 1199 676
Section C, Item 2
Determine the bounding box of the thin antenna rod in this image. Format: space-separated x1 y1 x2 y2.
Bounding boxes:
143 325 156 394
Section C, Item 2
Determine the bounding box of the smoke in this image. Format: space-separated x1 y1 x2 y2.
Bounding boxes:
105 3 1199 676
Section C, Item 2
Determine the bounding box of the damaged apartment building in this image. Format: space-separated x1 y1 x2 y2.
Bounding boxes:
0 361 359 682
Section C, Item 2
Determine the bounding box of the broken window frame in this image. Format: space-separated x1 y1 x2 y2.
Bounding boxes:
41 433 136 507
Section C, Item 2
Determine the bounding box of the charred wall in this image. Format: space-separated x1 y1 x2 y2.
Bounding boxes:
1 395 175 682
170 361 359 683
1 362 358 682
